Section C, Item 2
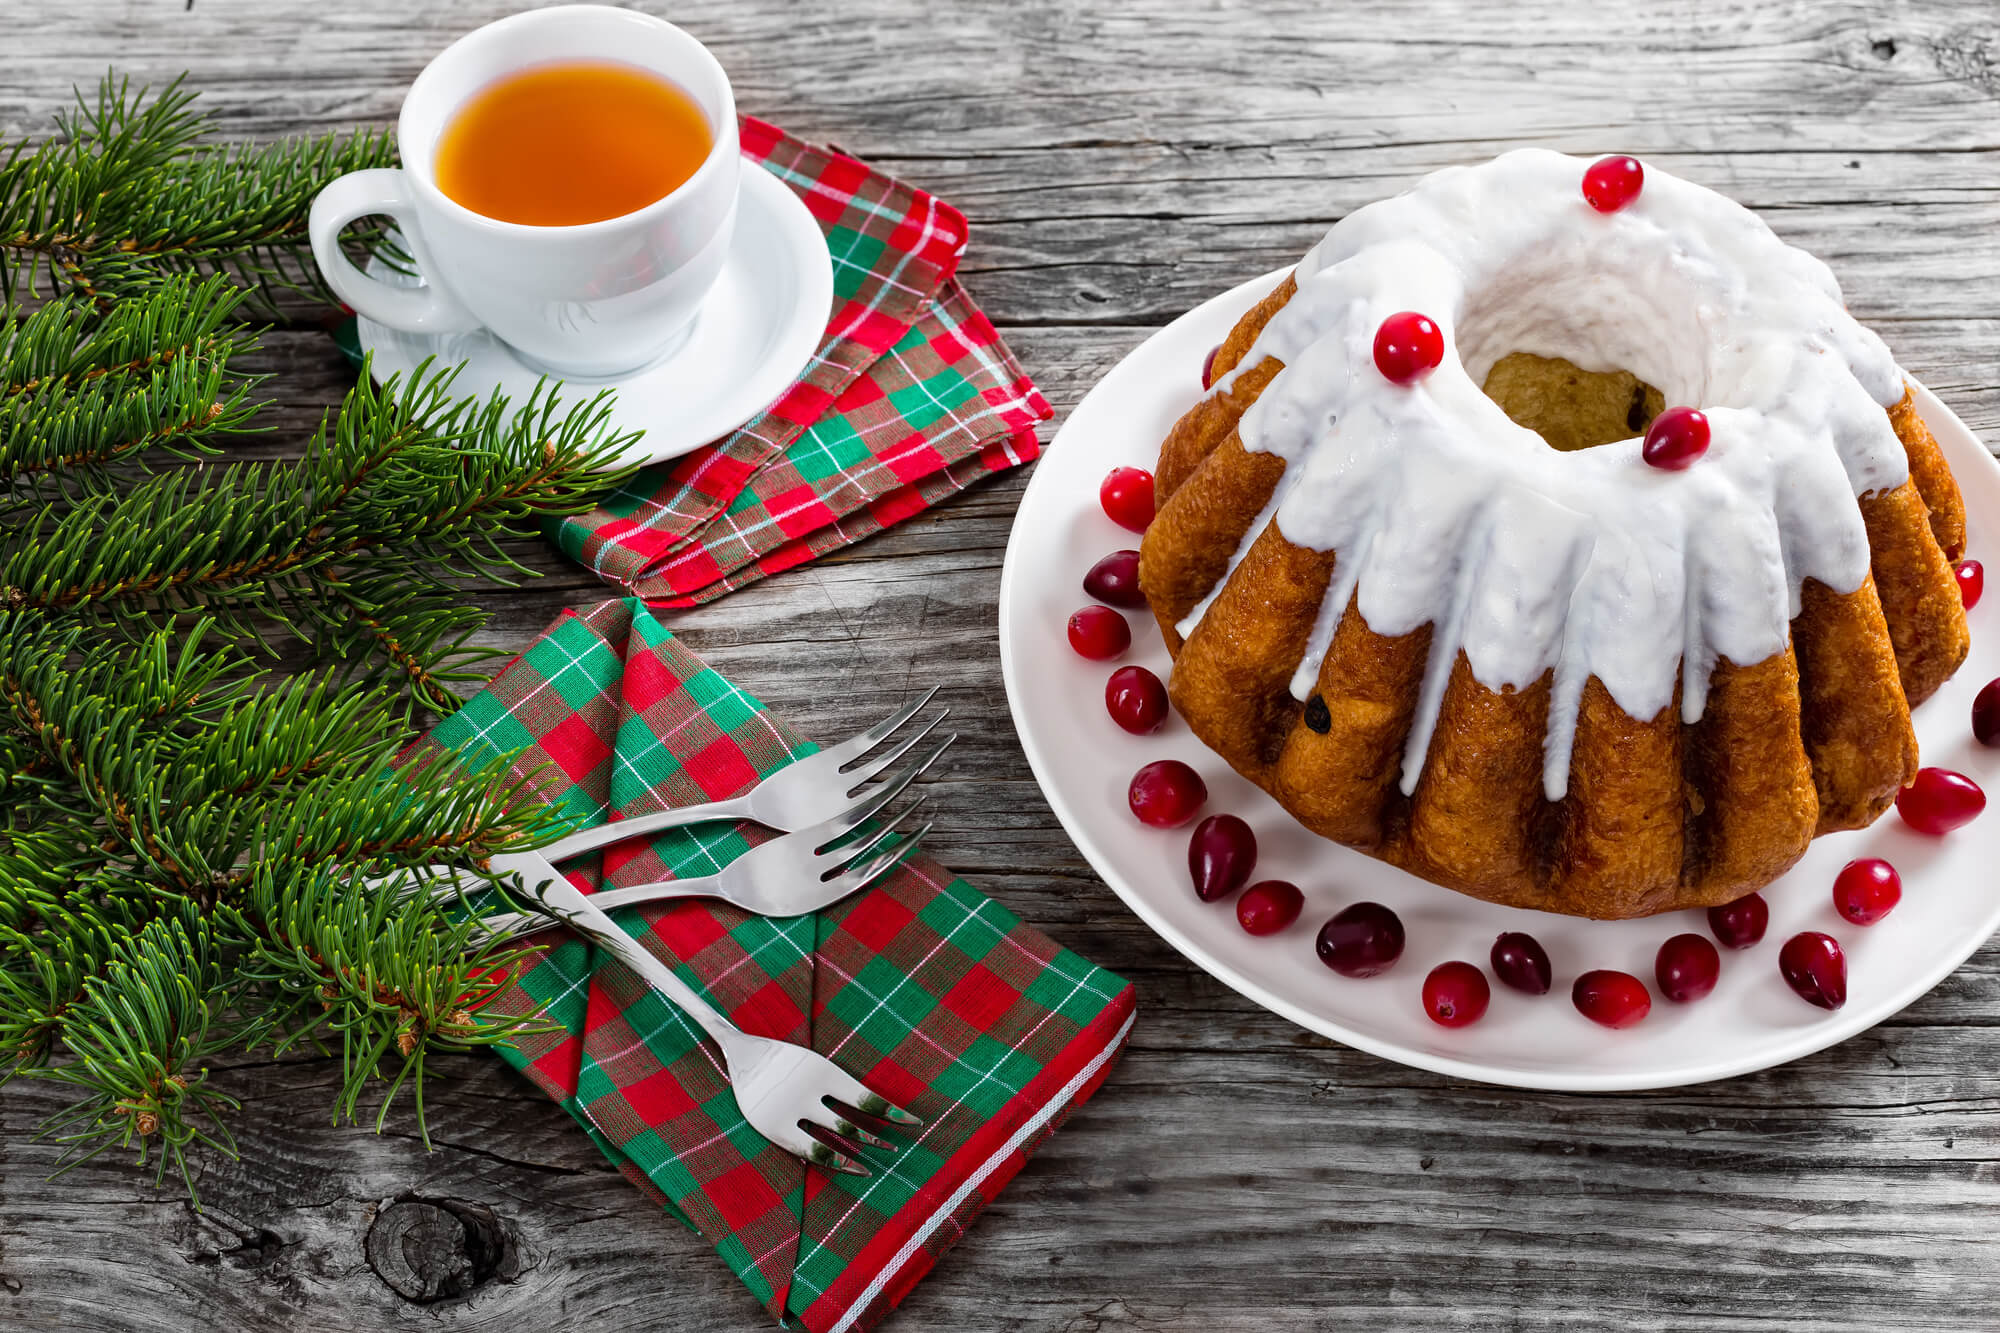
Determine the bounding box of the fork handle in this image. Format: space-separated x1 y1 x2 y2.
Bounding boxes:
473 875 720 940
532 877 749 1054
540 795 753 860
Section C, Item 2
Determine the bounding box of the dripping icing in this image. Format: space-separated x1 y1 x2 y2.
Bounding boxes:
1189 149 1910 801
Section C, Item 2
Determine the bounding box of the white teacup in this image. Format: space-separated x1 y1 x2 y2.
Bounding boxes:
309 5 739 379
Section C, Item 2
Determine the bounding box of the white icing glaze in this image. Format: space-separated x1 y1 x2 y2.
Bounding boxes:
1188 149 1910 801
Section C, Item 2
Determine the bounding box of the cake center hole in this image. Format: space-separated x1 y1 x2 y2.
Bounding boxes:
1479 351 1664 453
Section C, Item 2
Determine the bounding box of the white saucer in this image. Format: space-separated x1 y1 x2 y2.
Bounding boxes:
999 266 2000 1092
358 162 833 468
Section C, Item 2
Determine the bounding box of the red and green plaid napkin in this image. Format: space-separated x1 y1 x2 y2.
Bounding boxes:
408 599 1135 1332
552 117 1051 606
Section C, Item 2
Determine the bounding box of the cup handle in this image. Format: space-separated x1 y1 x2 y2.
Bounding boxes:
308 169 481 335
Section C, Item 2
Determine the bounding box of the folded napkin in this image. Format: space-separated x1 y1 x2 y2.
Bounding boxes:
407 599 1135 1332
552 118 1052 606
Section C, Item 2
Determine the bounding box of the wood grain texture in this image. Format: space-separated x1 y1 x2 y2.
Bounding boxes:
5 0 2000 1329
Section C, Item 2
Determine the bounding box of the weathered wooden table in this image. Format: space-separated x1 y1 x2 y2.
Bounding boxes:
6 1 1999 1328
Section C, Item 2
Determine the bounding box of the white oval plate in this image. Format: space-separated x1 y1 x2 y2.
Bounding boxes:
359 161 832 468
999 267 2000 1091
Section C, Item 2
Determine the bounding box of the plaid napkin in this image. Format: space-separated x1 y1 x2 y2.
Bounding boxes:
551 117 1052 606
408 599 1135 1332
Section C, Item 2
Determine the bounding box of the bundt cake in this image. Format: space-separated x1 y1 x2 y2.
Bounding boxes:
1140 150 1970 920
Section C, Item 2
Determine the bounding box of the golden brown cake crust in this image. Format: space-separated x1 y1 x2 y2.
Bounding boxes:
1156 273 1296 504
1890 388 1967 562
1139 279 1969 920
1861 476 1971 706
1165 520 1332 776
1793 576 1919 831
1139 431 1285 652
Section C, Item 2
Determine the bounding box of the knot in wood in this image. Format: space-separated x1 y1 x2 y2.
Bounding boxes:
364 1195 519 1304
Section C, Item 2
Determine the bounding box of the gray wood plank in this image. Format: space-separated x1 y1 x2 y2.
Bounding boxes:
6 0 2000 1329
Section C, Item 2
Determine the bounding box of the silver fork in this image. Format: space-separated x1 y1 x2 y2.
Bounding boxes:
466 764 941 938
411 692 953 928
486 846 923 1176
547 687 952 852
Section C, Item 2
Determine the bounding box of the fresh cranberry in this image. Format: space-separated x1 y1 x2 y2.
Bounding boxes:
1371 311 1445 385
1422 962 1491 1028
1896 767 1986 835
1779 931 1847 1010
1315 902 1405 977
1201 344 1221 390
1707 892 1770 950
1083 549 1147 608
1832 857 1901 926
1105 665 1168 735
1974 678 2000 747
1067 605 1130 660
1571 970 1652 1028
1187 814 1256 901
1654 933 1721 1003
1237 880 1304 936
1128 760 1206 829
1100 467 1156 533
1641 406 1710 470
1490 932 1552 995
1957 559 1984 610
1582 155 1644 212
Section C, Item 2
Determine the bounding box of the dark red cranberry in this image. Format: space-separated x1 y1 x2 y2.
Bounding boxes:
1490 932 1552 995
1315 902 1405 977
1956 558 1983 610
1105 665 1168 734
1974 678 2000 747
1654 933 1721 1003
1707 892 1770 950
1237 880 1304 936
1083 549 1147 608
1422 962 1490 1028
1067 605 1130 660
1641 406 1710 470
1128 760 1205 829
1187 814 1255 901
1582 155 1644 212
1778 931 1846 1010
1201 344 1221 390
1833 857 1901 925
1100 466 1156 533
1371 311 1445 385
1571 970 1652 1028
1896 767 1986 835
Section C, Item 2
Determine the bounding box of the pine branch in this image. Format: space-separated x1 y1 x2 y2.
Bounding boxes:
0 74 397 313
308 576 502 718
0 615 559 894
30 910 243 1199
0 70 630 1199
238 860 550 1140
0 75 205 305
0 616 567 1182
2 363 635 664
0 275 259 493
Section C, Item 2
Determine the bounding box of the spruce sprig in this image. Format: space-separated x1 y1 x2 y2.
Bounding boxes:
0 74 398 311
4 357 633 689
31 910 243 1192
1 74 638 1198
0 275 258 495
